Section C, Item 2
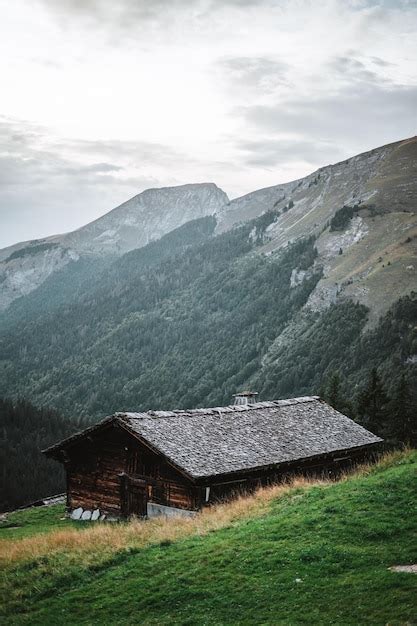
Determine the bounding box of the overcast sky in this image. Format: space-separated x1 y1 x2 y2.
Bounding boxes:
1 0 416 248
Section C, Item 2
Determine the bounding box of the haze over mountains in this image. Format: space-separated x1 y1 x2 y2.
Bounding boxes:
1 136 416 318
0 136 416 420
0 183 228 310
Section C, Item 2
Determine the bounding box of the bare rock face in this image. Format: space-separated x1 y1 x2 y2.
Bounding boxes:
0 183 228 310
61 182 229 256
0 243 79 311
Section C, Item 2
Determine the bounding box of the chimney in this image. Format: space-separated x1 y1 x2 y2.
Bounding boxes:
233 391 258 406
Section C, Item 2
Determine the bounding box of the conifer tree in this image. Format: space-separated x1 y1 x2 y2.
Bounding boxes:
326 372 341 408
356 368 389 435
389 373 417 445
324 372 352 416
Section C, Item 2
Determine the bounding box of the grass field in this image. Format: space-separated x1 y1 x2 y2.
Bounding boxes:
1 451 416 625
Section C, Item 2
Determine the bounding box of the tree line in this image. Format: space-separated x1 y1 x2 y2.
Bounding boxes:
0 398 83 511
322 367 416 446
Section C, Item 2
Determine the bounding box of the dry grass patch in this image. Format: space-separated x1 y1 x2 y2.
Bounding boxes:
2 451 405 568
0 476 326 567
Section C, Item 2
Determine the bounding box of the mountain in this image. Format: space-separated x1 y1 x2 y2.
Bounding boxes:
0 137 416 434
59 182 228 255
218 136 417 324
218 136 417 233
3 137 415 318
0 183 228 310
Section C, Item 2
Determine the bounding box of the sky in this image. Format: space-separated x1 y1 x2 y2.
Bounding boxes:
0 0 416 249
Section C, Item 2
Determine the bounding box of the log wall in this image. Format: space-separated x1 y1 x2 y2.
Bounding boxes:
65 424 197 516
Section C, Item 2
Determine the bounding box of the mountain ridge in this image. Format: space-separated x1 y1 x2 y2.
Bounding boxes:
0 182 228 310
0 135 416 422
2 136 416 312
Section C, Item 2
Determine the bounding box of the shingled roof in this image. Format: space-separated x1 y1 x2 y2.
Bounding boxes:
44 397 382 479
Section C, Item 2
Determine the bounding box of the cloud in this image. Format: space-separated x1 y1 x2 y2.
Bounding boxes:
2 1 417 247
84 162 124 173
36 0 267 35
370 56 394 68
0 117 164 186
329 56 387 84
61 138 182 165
237 74 417 156
0 116 176 247
236 139 344 168
216 56 289 93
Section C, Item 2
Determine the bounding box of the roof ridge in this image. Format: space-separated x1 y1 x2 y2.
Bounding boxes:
122 396 320 420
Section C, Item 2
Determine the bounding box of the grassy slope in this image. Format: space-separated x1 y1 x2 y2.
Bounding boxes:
1 452 416 625
0 506 83 541
317 212 417 326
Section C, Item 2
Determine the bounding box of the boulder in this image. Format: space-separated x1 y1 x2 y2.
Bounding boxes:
70 507 83 520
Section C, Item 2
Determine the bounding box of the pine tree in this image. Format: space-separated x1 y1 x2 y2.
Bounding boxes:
327 372 341 408
356 368 389 435
324 371 352 416
389 373 417 445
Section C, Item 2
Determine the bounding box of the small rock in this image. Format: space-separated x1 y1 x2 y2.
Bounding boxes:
70 507 83 520
390 565 417 574
81 510 92 521
91 509 100 521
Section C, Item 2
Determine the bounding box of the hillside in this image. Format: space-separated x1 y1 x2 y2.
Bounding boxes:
0 398 83 512
0 211 416 433
219 137 417 325
1 137 416 317
0 183 228 310
1 450 416 625
0 213 323 416
0 136 416 434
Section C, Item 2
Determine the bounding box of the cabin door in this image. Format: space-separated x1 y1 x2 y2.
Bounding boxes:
121 475 148 517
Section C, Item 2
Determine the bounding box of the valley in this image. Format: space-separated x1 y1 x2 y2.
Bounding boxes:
1 136 416 510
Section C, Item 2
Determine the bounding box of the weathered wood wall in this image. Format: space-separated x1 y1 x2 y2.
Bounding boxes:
65 424 198 515
201 445 377 504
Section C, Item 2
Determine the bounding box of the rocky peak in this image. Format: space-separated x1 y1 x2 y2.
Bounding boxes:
0 182 229 310
62 182 229 256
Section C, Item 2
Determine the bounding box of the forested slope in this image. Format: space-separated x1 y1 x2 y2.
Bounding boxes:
0 399 81 511
0 212 321 416
1 210 416 445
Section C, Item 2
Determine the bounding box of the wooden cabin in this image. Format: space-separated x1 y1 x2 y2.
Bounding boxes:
43 395 382 520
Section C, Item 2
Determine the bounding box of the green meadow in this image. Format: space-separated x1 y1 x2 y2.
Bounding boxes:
1 451 416 625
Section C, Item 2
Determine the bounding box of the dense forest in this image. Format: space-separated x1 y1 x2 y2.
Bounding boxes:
0 398 82 511
1 211 416 457
0 212 322 415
